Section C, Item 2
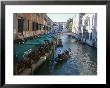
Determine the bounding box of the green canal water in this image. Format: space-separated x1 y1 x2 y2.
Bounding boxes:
34 34 97 75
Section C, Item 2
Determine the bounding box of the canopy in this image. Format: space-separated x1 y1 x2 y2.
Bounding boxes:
14 44 35 62
38 36 52 42
41 33 54 37
24 38 45 45
14 34 55 62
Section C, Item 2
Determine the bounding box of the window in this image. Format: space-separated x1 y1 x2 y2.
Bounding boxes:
32 22 36 31
46 26 48 30
28 20 29 31
40 24 42 30
18 18 24 33
40 24 41 30
36 23 38 30
32 22 34 31
34 22 36 30
38 24 41 30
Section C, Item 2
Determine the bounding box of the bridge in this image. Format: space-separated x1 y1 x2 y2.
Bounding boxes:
57 32 75 36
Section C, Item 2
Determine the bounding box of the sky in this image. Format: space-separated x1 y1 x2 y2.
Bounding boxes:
47 13 74 22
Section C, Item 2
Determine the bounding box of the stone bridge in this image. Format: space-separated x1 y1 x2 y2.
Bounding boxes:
57 32 74 36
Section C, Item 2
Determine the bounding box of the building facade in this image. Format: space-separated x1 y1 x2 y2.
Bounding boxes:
72 13 97 47
47 16 53 33
53 22 59 33
53 22 65 33
13 13 48 40
72 13 84 40
82 13 97 47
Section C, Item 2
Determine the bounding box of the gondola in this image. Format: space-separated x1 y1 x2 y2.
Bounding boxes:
57 44 63 47
56 53 70 63
57 39 63 47
56 58 67 63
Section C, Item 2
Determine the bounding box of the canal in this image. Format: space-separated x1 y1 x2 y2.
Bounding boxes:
34 34 97 75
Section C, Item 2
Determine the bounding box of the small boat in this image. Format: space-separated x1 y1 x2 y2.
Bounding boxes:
56 58 67 62
56 52 70 62
57 44 63 47
57 39 63 47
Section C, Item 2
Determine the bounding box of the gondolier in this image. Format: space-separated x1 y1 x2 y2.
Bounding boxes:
56 48 62 59
57 39 63 47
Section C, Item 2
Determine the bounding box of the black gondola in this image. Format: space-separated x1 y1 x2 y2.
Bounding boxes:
56 52 70 63
57 39 63 47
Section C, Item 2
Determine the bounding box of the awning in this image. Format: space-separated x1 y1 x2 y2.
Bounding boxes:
14 44 35 62
39 34 54 41
38 36 52 42
14 34 55 62
24 38 45 45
